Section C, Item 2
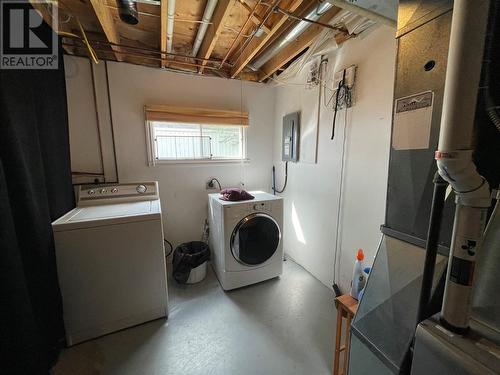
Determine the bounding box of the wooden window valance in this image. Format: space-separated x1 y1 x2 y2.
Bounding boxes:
144 105 249 126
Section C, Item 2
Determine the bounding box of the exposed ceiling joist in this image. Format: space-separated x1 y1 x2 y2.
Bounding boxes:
29 1 75 54
238 0 271 34
230 0 305 78
257 6 342 82
46 0 362 82
197 0 233 74
160 0 168 68
90 0 124 62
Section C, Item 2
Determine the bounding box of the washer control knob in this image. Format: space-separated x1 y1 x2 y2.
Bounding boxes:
136 184 147 194
100 188 107 194
88 189 95 195
111 188 118 193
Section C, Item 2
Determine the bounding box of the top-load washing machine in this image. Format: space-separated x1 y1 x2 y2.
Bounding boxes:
52 182 168 345
208 191 283 290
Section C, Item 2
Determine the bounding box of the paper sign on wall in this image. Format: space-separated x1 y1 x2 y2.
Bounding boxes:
392 91 434 150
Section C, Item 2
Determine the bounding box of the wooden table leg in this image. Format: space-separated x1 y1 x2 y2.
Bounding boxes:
343 312 352 375
333 305 343 375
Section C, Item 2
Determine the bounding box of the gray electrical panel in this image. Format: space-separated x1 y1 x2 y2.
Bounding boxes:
282 112 300 162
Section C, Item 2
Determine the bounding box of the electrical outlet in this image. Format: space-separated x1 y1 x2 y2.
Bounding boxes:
206 180 217 190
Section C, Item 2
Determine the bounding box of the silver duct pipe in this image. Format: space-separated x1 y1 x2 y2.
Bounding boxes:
166 0 176 53
249 2 333 71
436 0 491 333
192 0 218 56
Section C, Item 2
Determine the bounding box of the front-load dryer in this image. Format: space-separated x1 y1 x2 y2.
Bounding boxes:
208 191 283 290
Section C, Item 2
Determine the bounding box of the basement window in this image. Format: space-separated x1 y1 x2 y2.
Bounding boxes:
147 122 246 163
144 105 249 165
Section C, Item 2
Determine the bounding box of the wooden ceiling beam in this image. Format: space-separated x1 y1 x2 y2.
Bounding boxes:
238 0 271 34
197 0 233 74
160 0 168 68
89 0 123 62
230 0 305 78
257 6 342 82
29 1 74 54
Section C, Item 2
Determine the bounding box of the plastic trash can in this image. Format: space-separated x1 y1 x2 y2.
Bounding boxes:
172 241 210 284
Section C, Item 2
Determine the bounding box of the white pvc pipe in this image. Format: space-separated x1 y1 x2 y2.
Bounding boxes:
192 0 218 56
438 0 490 151
166 0 176 53
437 0 491 333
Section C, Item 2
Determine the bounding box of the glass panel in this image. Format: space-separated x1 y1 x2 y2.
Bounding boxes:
349 334 394 375
201 125 243 159
472 201 500 332
232 215 279 265
350 235 447 374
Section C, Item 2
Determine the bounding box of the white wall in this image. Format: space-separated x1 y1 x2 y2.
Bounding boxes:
65 24 395 288
65 57 118 185
273 25 396 291
65 57 276 247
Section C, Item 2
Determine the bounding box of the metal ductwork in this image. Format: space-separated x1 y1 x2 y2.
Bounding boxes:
325 0 396 27
116 0 139 25
249 2 333 71
192 0 218 56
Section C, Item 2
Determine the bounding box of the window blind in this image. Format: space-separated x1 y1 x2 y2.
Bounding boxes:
144 105 249 126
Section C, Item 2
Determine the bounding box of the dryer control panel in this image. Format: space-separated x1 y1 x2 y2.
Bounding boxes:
252 202 272 212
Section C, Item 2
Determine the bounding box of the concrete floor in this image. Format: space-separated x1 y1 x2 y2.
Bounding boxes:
53 259 337 375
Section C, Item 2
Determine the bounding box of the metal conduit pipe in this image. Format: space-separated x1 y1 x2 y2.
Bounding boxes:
166 0 176 53
249 2 333 71
436 0 491 334
192 0 218 56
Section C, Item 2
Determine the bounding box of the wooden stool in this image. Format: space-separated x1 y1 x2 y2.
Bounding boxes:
333 294 358 375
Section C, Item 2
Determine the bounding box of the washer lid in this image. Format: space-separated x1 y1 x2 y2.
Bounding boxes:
52 200 161 231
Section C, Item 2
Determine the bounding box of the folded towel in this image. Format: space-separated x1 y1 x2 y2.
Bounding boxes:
220 188 255 201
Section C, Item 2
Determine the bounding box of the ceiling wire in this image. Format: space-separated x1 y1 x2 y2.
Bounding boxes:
275 7 345 32
232 0 282 63
219 0 264 69
223 25 255 38
61 34 232 66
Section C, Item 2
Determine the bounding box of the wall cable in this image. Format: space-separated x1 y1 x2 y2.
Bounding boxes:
332 106 349 286
209 177 222 191
272 162 288 194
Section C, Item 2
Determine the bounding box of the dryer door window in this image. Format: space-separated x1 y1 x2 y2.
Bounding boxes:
231 213 280 266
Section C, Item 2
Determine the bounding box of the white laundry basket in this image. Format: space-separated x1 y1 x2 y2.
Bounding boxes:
172 241 210 284
186 261 207 284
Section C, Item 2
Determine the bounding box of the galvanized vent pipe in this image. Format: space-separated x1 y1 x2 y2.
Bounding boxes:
249 2 333 71
116 0 139 25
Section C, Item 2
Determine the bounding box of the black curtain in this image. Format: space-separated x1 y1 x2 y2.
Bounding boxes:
0 27 75 375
